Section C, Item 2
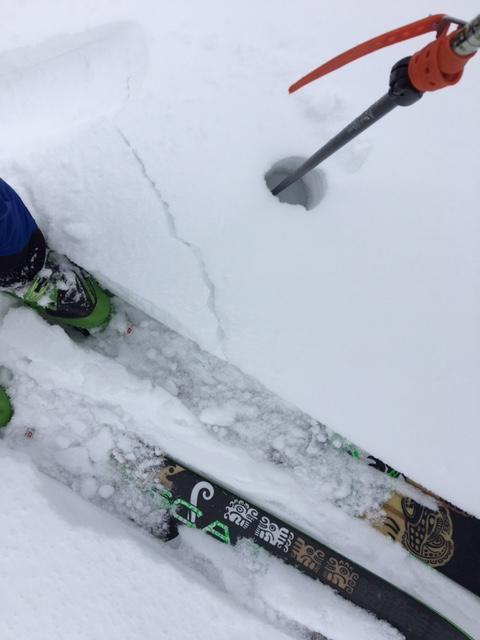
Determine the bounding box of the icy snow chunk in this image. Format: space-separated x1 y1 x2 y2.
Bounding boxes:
55 433 75 450
200 405 236 427
70 420 89 436
80 476 98 499
163 379 179 396
54 446 93 475
211 425 228 438
333 481 352 501
98 484 115 499
159 343 177 359
85 426 114 463
109 310 133 336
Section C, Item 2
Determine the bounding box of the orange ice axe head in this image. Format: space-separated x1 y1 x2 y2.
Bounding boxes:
269 14 479 199
289 14 478 94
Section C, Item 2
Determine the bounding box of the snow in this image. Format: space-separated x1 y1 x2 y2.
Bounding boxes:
0 448 295 640
1 0 478 513
0 1 480 638
1 304 480 639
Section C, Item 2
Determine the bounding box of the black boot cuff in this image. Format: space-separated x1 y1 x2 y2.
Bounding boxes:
0 227 47 287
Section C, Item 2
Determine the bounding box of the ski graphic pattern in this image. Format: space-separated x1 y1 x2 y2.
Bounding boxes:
347 447 480 596
112 439 472 640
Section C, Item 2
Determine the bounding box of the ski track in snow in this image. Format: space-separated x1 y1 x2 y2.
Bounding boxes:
0 2 479 638
96 298 395 517
1 304 479 639
0 448 302 640
0 307 400 640
116 127 227 356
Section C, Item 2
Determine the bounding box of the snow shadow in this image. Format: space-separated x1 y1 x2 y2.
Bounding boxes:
265 156 327 211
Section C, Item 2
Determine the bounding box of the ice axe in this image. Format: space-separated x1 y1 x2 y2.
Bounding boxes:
271 13 479 198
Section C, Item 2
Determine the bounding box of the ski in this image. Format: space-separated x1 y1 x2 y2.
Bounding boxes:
111 436 472 640
346 446 480 597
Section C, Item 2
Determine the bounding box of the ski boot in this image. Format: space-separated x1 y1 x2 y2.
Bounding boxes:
0 387 12 427
2 248 111 332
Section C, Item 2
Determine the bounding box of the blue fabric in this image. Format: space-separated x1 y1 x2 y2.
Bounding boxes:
0 178 37 257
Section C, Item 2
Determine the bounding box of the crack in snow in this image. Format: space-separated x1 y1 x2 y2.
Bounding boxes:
116 128 227 356
125 75 132 101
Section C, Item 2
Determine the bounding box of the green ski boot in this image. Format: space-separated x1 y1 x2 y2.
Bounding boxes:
0 387 12 427
3 249 111 331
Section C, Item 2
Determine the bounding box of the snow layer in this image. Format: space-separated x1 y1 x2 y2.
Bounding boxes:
0 1 479 638
1 306 479 639
0 446 299 640
1 0 478 513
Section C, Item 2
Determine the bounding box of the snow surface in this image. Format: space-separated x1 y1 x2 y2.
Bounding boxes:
1 0 478 514
1 303 479 639
0 1 479 638
0 447 299 640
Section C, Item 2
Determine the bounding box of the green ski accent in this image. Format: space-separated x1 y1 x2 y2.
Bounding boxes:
387 469 401 479
171 498 202 527
112 440 474 640
202 520 231 544
0 387 13 427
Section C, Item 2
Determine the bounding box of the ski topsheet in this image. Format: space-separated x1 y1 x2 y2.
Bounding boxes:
347 447 480 597
112 437 472 640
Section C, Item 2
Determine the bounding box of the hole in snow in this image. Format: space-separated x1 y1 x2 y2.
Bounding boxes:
265 156 327 211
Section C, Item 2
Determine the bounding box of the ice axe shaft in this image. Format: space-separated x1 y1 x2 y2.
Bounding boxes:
271 93 399 197
271 58 422 197
271 13 479 198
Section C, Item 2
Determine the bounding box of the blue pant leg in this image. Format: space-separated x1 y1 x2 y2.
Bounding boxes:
0 178 37 256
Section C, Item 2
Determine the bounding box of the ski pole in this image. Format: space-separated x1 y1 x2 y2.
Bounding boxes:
271 13 479 198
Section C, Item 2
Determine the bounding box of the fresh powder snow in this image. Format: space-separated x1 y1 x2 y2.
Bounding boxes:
0 1 479 639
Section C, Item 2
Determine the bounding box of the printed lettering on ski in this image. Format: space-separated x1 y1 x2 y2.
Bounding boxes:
111 442 473 640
